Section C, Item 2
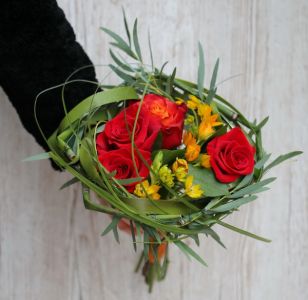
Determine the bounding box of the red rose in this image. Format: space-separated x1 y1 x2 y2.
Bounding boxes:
98 148 151 192
96 104 160 153
207 127 255 183
141 94 187 149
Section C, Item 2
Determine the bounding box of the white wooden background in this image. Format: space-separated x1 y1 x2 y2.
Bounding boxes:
1 1 307 299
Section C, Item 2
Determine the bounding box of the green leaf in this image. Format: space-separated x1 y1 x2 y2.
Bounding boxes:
202 227 226 248
254 116 269 131
148 30 154 70
122 7 131 46
206 58 219 104
133 19 143 62
264 151 303 172
211 195 258 212
109 64 134 83
188 165 229 197
101 27 137 59
197 42 205 100
233 173 254 191
23 152 50 162
101 215 121 237
254 153 271 170
152 149 185 165
217 220 271 243
174 240 208 267
129 220 137 252
109 49 133 72
230 177 275 199
166 67 176 95
116 177 143 185
210 58 219 91
59 177 79 190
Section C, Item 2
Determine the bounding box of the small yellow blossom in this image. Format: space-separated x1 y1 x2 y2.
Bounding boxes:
197 104 222 140
185 175 203 198
197 103 212 119
198 119 215 140
184 114 195 125
158 165 175 188
187 95 201 110
172 158 189 182
134 180 161 200
183 132 200 162
200 154 211 168
185 143 201 162
183 131 196 146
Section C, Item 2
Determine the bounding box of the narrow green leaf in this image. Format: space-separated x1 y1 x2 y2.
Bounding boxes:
122 7 131 46
174 240 208 267
113 224 120 244
217 220 271 243
211 195 258 212
116 177 143 185
254 153 271 170
202 227 226 248
133 19 143 62
233 173 254 191
101 216 121 236
23 152 50 162
197 42 205 100
166 67 176 95
230 177 275 199
255 116 269 131
109 64 134 83
59 177 79 190
109 49 133 72
101 27 137 59
148 30 154 70
264 151 303 172
129 220 137 252
210 58 219 91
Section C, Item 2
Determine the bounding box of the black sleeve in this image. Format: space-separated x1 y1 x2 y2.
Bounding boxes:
0 0 99 151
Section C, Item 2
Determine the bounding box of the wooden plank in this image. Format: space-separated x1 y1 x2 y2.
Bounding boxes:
1 0 307 299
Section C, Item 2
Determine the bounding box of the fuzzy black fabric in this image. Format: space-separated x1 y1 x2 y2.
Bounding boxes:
0 0 99 152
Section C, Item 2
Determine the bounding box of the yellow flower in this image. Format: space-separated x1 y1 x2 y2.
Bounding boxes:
158 165 175 188
198 119 215 140
185 175 203 198
184 114 194 125
183 131 200 162
183 131 196 146
185 143 201 162
197 104 222 141
197 103 212 119
134 180 161 200
172 158 188 182
187 95 201 110
200 154 211 168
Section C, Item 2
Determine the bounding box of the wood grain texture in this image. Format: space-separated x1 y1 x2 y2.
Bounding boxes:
1 0 307 299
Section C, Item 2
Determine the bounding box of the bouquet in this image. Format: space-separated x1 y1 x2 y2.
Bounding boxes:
30 14 301 291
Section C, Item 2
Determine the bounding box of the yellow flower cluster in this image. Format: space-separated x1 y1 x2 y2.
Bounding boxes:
185 175 203 198
172 158 188 182
158 165 175 188
134 180 161 200
183 131 201 162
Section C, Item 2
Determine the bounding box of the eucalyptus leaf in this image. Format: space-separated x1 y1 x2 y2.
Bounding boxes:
188 165 229 197
230 177 275 199
197 42 205 100
23 152 50 162
174 240 208 267
264 151 303 172
211 195 258 212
